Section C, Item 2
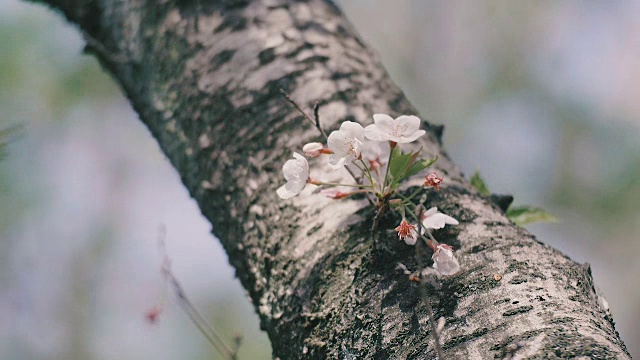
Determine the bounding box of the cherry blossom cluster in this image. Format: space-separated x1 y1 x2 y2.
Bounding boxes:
277 113 460 275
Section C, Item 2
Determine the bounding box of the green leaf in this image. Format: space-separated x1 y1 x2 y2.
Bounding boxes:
388 149 413 181
405 155 438 179
506 206 559 226
409 147 422 165
470 170 491 196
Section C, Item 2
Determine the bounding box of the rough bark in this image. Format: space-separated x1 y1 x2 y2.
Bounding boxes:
31 0 630 358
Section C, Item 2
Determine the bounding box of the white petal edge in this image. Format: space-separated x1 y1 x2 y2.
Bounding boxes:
395 115 422 135
399 129 426 143
277 184 297 199
329 156 346 170
340 121 365 140
281 159 298 181
424 207 439 217
423 213 456 229
293 152 310 180
364 124 390 141
433 258 460 276
404 232 418 245
373 113 394 127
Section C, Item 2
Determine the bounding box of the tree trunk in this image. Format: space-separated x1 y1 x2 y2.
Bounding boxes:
31 0 630 358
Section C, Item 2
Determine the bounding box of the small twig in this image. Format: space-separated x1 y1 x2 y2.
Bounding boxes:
370 197 390 252
81 31 131 64
168 276 238 360
415 207 445 359
157 227 239 360
313 101 327 137
280 89 326 137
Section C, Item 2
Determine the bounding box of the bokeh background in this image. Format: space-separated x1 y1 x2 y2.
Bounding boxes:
2 0 639 358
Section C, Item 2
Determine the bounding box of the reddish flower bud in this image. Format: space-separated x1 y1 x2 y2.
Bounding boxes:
368 156 382 171
424 172 443 190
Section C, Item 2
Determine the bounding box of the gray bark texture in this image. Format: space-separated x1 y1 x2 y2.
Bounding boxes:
31 0 630 358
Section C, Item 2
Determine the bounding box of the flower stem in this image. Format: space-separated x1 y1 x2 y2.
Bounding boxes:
374 165 383 187
382 142 394 192
405 206 420 224
414 207 445 360
280 89 327 138
319 182 373 188
402 185 425 203
158 229 238 360
357 158 378 192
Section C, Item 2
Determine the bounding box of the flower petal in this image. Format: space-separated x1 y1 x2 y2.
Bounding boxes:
281 158 299 181
395 115 421 136
364 124 389 141
278 152 310 199
373 113 394 128
442 214 459 225
400 129 426 143
432 245 461 275
424 207 438 218
433 258 460 275
293 152 309 180
340 121 365 141
327 131 348 155
328 156 346 170
292 152 306 162
277 184 297 199
423 213 451 229
404 231 418 245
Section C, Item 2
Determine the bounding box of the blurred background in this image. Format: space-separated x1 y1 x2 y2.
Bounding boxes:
1 0 638 358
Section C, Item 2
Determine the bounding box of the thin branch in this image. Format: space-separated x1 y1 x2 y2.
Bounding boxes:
167 275 238 360
81 31 131 64
370 198 388 252
313 101 326 137
280 89 326 137
157 227 239 360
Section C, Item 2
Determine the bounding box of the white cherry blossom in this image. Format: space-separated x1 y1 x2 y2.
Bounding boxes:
277 152 310 199
421 207 459 231
432 244 460 275
364 114 426 143
327 121 365 169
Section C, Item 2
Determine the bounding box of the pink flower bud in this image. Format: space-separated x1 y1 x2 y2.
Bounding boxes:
303 142 325 157
320 189 352 199
368 157 382 171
